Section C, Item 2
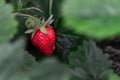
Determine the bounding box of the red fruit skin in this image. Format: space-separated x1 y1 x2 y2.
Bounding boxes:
31 25 56 56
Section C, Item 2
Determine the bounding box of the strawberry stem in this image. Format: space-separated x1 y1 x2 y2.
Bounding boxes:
14 12 40 23
20 7 43 13
49 0 53 15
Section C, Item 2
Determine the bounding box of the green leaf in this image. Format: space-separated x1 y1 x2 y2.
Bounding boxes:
0 0 4 4
17 0 23 11
16 52 36 73
83 40 112 79
0 39 25 80
0 2 18 43
10 52 36 80
68 40 112 80
62 0 120 40
11 57 71 80
108 72 120 80
0 39 70 80
68 46 85 68
27 58 70 80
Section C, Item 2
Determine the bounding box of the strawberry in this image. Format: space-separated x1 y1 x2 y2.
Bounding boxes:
31 25 56 56
25 15 56 56
15 8 56 56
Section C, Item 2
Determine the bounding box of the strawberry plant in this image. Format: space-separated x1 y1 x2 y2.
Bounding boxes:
1 0 120 80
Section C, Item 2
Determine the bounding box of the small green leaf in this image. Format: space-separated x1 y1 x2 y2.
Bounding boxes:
68 46 85 67
83 40 112 79
0 2 18 43
25 29 33 34
40 25 48 34
68 40 112 80
17 3 23 11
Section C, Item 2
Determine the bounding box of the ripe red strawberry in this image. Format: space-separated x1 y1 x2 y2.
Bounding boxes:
15 6 56 56
31 25 56 56
24 14 55 56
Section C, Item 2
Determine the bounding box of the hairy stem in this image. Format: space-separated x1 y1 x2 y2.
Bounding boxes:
14 12 40 23
21 7 43 13
49 0 53 16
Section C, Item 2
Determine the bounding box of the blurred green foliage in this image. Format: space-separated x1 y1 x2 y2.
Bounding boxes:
109 72 120 80
0 0 120 80
68 40 112 80
0 1 70 80
62 0 120 40
0 1 17 43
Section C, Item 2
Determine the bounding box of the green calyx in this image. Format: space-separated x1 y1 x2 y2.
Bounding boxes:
39 25 48 34
14 12 54 37
14 7 52 38
25 25 47 38
24 14 54 38
15 11 54 35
